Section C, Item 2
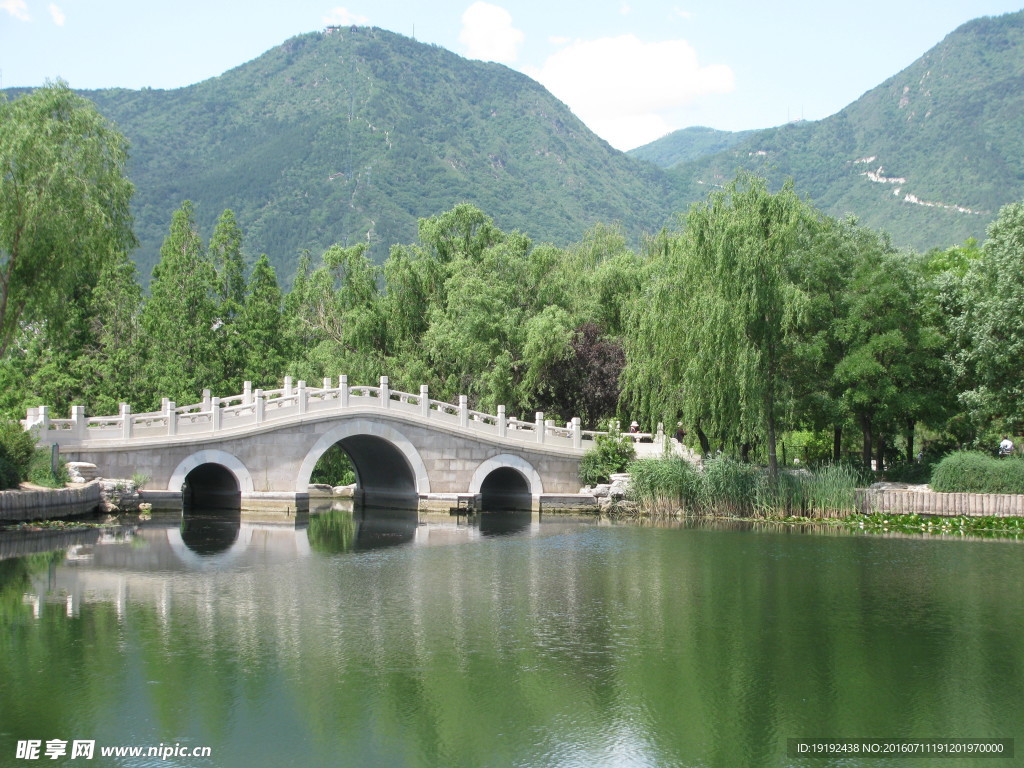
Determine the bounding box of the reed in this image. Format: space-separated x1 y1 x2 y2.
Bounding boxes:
627 455 860 518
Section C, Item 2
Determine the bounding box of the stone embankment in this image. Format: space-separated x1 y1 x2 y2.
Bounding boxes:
0 482 102 522
0 462 153 523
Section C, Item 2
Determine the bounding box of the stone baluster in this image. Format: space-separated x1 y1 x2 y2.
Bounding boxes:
535 411 545 444
165 401 177 436
283 376 293 398
420 385 430 418
459 395 469 428
340 375 349 408
243 381 253 405
202 389 212 411
298 380 308 415
120 403 131 439
323 377 332 390
572 417 582 449
37 406 51 440
656 421 665 450
380 376 390 409
254 389 265 424
211 397 222 431
71 406 86 440
498 405 507 438
25 406 38 426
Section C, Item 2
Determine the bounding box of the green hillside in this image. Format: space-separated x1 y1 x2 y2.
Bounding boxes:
663 11 1024 251
6 12 1022 275
77 27 677 280
628 126 755 167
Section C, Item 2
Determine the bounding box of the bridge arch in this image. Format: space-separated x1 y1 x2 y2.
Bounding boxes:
295 419 431 499
470 454 543 510
167 449 256 493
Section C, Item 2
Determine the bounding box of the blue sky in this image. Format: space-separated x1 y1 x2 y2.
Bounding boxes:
2 0 1022 150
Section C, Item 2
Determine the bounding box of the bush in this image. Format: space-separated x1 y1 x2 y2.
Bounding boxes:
930 451 1024 493
579 430 636 485
0 421 35 490
882 459 934 484
28 448 69 488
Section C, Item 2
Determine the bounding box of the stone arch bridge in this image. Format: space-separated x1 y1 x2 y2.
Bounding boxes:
26 377 666 513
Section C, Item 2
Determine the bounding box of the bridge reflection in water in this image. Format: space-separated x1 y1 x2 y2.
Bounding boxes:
171 500 540 560
14 502 544 619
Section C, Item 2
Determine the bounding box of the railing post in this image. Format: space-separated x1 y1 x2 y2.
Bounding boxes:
283 376 293 397
340 375 349 408
37 406 50 440
211 397 221 431
323 377 331 390
165 401 177 436
535 411 545 444
71 406 86 440
254 390 265 424
380 376 390 409
420 385 430 418
202 389 212 411
459 395 469 428
298 380 308 415
656 421 665 451
26 406 38 426
498 405 507 437
572 417 582 449
120 403 132 439
243 381 253 405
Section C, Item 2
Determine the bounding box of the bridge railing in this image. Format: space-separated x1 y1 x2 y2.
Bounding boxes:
25 375 667 454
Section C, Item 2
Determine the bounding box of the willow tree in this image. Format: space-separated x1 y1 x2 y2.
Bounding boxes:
0 81 135 357
623 174 820 473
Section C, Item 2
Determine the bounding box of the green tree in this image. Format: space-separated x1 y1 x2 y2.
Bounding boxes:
623 174 821 473
140 201 221 407
209 209 246 307
833 244 927 469
0 81 135 357
952 202 1024 435
235 255 286 388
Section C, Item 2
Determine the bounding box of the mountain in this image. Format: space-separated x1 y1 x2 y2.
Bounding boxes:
637 11 1024 251
74 27 677 281
8 13 1023 275
628 126 755 168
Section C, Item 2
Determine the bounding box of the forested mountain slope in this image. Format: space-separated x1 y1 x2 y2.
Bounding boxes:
656 11 1024 250
76 27 676 280
628 126 755 167
8 12 1022 276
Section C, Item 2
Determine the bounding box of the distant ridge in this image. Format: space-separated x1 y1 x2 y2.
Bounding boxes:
6 12 1024 277
641 10 1024 250
75 27 678 279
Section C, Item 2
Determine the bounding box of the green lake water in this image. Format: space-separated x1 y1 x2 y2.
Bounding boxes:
1 509 1022 767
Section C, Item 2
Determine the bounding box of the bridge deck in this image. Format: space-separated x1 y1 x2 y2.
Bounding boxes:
26 376 668 458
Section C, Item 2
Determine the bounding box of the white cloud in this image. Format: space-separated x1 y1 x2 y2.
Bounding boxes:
1 0 30 21
673 7 694 19
48 3 65 26
620 2 632 14
459 2 524 64
322 7 369 26
526 35 734 150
